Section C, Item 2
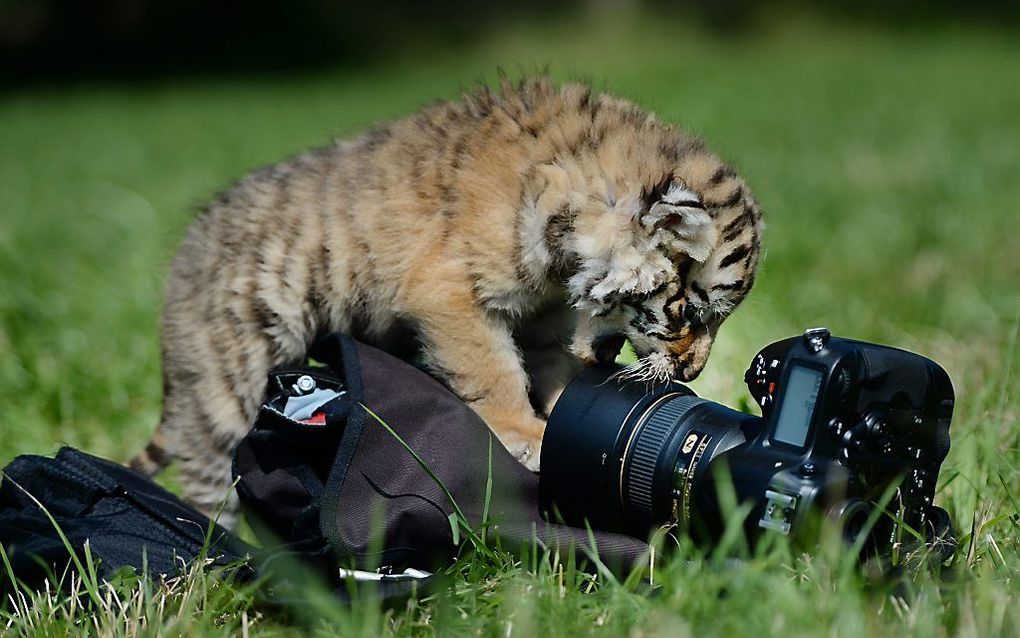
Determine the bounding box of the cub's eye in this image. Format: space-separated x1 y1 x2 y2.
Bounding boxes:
682 303 715 328
681 303 701 326
660 182 705 209
671 198 705 210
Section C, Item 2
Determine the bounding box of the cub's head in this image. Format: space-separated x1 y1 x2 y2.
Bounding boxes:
567 164 763 383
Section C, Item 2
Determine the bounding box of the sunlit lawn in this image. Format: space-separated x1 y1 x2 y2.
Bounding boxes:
1 11 1018 637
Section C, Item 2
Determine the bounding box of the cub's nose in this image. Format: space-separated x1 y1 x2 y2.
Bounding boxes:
666 331 713 381
675 356 708 382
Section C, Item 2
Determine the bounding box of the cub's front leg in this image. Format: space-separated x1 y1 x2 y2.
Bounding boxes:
522 346 583 419
409 286 546 471
517 304 584 418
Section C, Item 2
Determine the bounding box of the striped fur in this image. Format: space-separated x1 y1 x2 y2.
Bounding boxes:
137 76 764 523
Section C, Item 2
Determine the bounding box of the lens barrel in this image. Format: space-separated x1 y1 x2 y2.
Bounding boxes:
540 364 754 536
621 394 708 522
539 365 694 531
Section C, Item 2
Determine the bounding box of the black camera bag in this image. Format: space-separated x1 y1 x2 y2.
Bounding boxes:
232 333 651 576
0 447 255 596
0 333 648 604
0 447 431 604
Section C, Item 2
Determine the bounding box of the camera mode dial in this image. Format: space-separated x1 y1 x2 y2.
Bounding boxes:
745 352 783 413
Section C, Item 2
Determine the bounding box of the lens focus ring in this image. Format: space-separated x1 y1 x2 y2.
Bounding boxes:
623 395 707 519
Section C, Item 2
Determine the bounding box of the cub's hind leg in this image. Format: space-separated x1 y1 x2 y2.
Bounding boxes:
155 295 310 528
157 380 247 528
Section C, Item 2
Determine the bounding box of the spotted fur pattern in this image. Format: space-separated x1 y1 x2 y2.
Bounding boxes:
132 76 764 524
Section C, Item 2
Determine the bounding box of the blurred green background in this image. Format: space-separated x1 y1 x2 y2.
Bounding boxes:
1 2 1018 636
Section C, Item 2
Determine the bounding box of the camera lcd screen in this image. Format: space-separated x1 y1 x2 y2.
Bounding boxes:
771 364 824 449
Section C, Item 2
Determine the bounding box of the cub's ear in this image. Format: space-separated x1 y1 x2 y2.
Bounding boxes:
641 182 717 262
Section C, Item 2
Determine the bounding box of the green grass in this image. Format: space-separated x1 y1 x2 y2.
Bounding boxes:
2 10 1019 637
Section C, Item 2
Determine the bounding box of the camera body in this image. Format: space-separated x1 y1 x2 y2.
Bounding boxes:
539 328 955 554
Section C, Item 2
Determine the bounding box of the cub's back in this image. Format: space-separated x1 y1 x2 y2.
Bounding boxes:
167 90 551 336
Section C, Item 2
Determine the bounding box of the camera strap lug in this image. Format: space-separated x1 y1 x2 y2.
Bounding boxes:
759 489 798 535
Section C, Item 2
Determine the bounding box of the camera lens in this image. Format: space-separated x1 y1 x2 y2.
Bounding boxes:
540 364 755 536
620 394 708 522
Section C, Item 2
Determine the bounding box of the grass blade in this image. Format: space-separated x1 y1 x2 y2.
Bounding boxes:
481 434 494 542
1 472 104 608
359 402 493 558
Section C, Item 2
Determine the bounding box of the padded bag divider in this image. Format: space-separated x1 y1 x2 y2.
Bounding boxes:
234 333 650 574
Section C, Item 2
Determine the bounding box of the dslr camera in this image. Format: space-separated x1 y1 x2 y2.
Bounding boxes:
540 328 956 557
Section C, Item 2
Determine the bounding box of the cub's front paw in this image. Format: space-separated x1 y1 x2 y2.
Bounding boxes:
470 403 546 473
502 434 542 472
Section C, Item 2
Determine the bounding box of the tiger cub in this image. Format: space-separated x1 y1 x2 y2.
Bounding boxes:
133 76 764 522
